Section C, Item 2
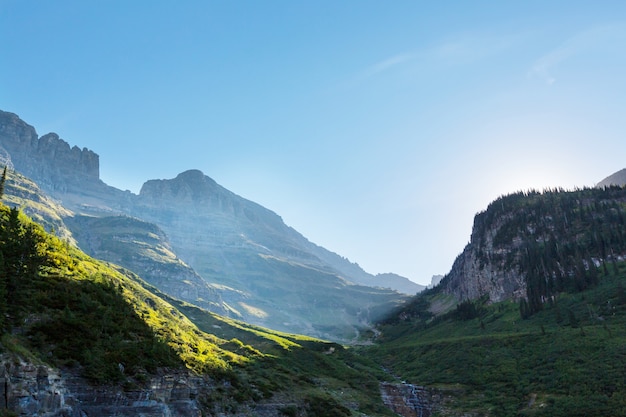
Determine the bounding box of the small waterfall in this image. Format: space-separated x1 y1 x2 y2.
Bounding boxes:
380 382 432 417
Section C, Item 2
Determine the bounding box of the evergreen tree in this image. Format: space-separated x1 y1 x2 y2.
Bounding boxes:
0 166 6 199
0 251 6 332
0 206 46 327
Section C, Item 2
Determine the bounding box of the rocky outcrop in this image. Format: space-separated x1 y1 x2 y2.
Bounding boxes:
0 111 99 191
440 187 626 305
597 168 626 187
0 355 203 416
379 382 460 417
0 354 344 417
441 214 526 303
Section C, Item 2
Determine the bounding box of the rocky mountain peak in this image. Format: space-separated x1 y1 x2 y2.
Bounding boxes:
0 110 99 191
597 168 626 188
138 169 229 206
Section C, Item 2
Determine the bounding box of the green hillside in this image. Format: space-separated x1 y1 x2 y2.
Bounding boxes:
5 165 626 416
0 201 394 415
368 269 626 416
367 186 626 417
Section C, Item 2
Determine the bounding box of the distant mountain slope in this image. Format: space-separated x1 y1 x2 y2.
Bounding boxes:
2 169 75 244
0 109 415 340
64 213 238 316
132 169 409 338
375 273 426 294
597 167 626 187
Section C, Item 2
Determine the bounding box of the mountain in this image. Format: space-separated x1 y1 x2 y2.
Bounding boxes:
375 273 425 294
0 109 415 340
3 130 625 416
0 200 396 416
368 185 626 416
63 213 236 316
436 187 626 307
597 167 626 187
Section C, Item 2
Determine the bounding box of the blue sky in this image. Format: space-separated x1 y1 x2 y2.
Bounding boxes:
2 1 626 285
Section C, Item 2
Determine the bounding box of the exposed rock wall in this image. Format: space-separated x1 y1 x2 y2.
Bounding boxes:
0 111 99 191
0 354 321 417
0 355 204 416
597 168 626 187
441 213 526 303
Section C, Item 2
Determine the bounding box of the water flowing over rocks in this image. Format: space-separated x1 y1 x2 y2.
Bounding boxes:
380 382 434 417
380 382 472 417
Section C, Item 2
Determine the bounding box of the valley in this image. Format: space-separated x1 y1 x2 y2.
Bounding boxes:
0 110 625 416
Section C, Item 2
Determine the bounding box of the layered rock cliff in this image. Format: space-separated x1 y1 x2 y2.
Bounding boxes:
440 186 626 305
0 111 98 190
0 355 204 416
441 211 527 302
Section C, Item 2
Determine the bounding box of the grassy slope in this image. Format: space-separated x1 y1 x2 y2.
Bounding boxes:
3 170 75 243
168 297 396 415
0 203 395 416
367 265 626 417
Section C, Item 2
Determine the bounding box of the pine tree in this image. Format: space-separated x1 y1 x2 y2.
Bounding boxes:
0 166 6 199
0 251 6 332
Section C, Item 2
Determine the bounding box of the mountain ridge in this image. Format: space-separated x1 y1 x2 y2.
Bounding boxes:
0 109 421 340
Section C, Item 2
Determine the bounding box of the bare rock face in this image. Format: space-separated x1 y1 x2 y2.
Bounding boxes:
380 382 461 417
441 214 526 303
444 216 526 302
0 355 204 416
597 168 626 188
0 111 99 191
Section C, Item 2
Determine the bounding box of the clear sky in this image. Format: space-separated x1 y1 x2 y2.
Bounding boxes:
2 1 626 285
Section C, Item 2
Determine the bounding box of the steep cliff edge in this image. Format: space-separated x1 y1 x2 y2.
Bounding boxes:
0 111 98 191
440 186 626 306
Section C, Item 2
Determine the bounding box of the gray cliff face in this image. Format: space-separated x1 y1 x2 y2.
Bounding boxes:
597 168 626 188
441 213 526 303
0 355 203 416
0 111 99 191
0 354 342 417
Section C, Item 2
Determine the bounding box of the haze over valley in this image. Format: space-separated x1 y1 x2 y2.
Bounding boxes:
1 1 626 416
